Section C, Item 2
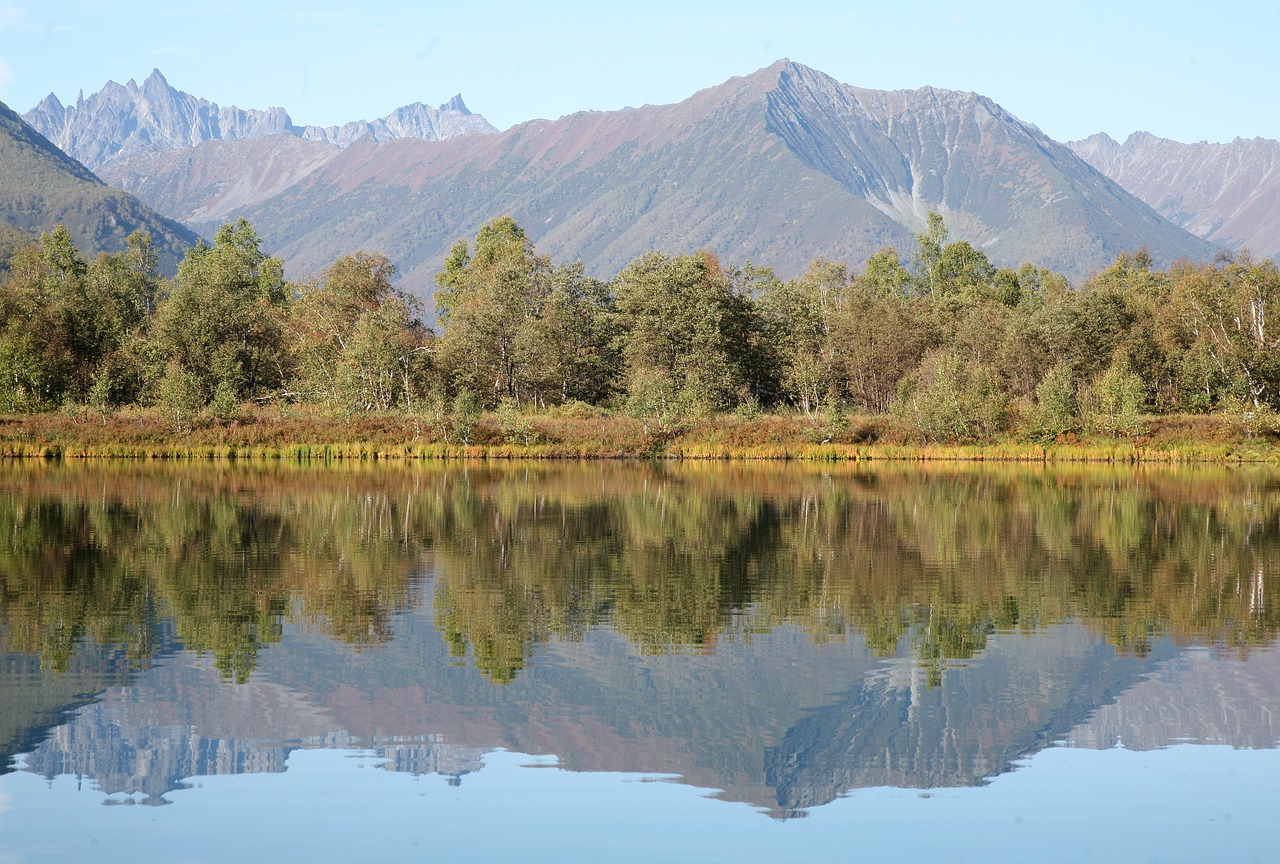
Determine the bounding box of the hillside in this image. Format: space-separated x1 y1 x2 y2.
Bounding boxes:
1069 131 1280 258
0 100 198 271
99 134 339 225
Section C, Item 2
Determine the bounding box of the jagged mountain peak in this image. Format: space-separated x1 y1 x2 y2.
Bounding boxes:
23 71 498 169
440 94 470 115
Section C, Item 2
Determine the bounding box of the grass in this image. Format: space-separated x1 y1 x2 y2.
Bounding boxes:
1 405 1278 463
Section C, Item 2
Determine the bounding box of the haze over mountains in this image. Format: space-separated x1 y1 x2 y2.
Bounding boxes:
1068 131 1280 259
12 60 1280 297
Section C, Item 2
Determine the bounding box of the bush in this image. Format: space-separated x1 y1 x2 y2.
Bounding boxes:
1026 363 1080 442
893 351 1009 443
1084 357 1147 438
496 398 538 445
158 362 203 432
451 390 480 445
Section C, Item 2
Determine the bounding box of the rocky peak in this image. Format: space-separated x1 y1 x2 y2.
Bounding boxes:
23 71 498 169
440 94 470 115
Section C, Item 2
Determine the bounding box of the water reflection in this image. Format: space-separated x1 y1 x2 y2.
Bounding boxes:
2 460 1279 816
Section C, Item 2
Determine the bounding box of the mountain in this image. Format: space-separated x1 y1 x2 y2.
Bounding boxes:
1068 131 1280 258
83 61 1216 296
0 100 198 271
22 68 497 171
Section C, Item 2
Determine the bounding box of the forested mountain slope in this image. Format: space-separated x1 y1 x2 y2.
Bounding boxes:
0 100 197 271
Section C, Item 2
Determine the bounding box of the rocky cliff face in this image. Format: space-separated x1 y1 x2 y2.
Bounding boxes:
23 69 497 170
757 62 1215 276
1068 131 1280 258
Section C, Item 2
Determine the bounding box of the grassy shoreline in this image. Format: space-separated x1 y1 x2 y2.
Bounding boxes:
2 407 1278 463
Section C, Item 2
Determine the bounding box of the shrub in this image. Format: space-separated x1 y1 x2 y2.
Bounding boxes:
1026 363 1080 442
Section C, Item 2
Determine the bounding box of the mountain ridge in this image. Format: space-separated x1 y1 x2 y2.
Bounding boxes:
1068 130 1280 257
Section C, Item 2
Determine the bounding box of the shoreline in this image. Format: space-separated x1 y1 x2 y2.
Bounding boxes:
1 409 1277 463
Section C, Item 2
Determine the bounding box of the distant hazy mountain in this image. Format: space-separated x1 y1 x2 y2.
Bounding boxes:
0 100 198 271
1069 131 1280 258
79 61 1216 296
22 69 497 171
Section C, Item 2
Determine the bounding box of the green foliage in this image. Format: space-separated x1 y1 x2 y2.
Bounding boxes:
759 259 842 415
209 380 241 423
614 250 767 415
289 252 434 412
496 397 538 445
5 210 1280 453
1026 363 1081 442
434 217 617 407
859 247 911 297
894 350 1009 442
625 366 680 430
451 390 481 445
1083 356 1147 438
153 218 288 407
158 361 203 431
1223 398 1280 440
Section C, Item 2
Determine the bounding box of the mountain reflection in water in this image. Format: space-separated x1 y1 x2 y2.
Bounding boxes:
1 460 1278 816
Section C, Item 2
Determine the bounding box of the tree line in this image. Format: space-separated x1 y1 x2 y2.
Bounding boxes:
3 213 1278 442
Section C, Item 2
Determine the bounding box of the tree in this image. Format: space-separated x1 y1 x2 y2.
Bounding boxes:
829 288 934 414
613 250 764 414
0 227 159 410
435 217 550 405
911 212 949 297
289 252 433 411
759 258 844 415
859 247 911 297
1174 252 1280 409
1084 355 1147 438
894 349 1009 442
152 218 289 406
1026 362 1080 442
510 261 619 407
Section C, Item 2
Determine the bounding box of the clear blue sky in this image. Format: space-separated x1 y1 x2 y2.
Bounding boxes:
0 0 1274 145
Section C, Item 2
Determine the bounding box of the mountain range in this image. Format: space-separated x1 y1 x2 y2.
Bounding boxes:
11 61 1280 299
1068 131 1280 258
23 68 497 171
28 60 1213 299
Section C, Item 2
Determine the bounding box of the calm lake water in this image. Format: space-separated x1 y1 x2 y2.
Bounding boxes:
0 460 1277 863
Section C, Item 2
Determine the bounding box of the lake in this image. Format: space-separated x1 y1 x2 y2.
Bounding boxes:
0 460 1277 863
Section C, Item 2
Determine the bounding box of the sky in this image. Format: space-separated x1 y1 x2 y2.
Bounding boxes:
0 0 1276 145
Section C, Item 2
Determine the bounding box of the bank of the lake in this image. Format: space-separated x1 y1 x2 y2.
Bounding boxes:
1 408 1277 463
